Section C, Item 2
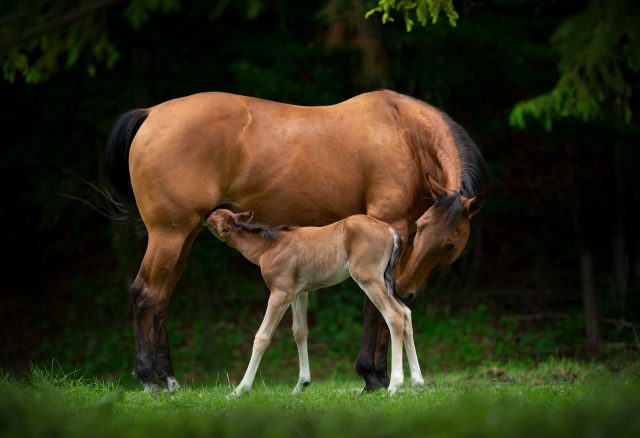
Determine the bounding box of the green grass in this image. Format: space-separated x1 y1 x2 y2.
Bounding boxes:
2 361 640 437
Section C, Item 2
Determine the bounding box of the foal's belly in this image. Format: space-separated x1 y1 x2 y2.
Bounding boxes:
297 259 351 292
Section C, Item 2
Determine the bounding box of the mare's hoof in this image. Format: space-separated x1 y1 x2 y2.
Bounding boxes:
166 376 181 394
143 382 161 393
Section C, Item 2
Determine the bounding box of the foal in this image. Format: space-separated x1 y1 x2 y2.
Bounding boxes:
206 209 424 396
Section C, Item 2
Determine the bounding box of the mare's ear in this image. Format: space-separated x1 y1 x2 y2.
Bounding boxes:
235 210 254 223
427 174 447 199
463 196 482 218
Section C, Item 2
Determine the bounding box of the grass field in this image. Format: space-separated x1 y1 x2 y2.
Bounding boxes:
2 361 640 437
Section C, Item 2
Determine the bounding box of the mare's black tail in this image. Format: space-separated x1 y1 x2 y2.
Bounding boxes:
105 109 149 204
384 229 403 297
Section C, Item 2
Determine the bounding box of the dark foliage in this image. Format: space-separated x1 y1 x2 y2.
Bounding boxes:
0 0 638 375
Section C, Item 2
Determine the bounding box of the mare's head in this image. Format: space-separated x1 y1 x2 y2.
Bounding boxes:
394 192 481 302
206 209 254 240
393 106 486 302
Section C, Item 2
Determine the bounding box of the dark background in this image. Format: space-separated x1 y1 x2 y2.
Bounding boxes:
1 0 638 383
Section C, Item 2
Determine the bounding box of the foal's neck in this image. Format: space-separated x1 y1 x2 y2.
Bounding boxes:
226 231 278 265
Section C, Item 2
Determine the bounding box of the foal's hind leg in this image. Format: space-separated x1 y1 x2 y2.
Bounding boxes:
131 221 199 392
398 301 424 389
355 281 405 394
291 292 310 394
231 289 293 397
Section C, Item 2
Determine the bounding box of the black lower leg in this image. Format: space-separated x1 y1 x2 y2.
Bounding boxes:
355 297 385 391
153 314 175 380
374 318 391 388
131 278 156 384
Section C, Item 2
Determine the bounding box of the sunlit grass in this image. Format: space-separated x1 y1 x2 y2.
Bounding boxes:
1 361 639 437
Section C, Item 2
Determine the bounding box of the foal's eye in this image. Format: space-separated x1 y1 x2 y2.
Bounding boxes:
445 243 457 251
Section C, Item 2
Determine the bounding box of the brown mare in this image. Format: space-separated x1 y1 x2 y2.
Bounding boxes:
205 209 421 396
106 90 486 392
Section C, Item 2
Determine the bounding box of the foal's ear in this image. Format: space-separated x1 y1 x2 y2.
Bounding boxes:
427 174 447 199
235 210 254 223
463 196 482 218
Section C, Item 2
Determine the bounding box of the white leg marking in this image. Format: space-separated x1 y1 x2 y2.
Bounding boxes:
292 292 311 394
166 376 181 394
231 290 291 397
143 382 161 393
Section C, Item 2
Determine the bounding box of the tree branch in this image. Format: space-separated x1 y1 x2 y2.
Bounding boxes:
0 0 127 52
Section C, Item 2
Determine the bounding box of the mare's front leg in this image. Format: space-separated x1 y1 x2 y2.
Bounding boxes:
291 292 311 394
231 289 293 397
398 301 424 389
355 298 386 391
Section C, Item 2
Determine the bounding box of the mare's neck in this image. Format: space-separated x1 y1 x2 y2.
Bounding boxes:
226 231 277 265
402 98 462 194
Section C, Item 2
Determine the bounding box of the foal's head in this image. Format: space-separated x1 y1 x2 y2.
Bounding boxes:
394 193 481 302
206 209 254 240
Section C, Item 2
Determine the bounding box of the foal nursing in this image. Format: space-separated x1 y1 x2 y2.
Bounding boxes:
206 209 425 396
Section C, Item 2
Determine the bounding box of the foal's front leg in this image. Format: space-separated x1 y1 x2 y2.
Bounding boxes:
291 292 311 394
231 289 292 397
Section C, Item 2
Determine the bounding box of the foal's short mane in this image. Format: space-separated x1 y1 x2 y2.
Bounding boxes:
433 108 487 227
234 220 292 240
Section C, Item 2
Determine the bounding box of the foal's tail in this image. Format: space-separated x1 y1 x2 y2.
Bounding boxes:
384 229 403 297
105 108 149 204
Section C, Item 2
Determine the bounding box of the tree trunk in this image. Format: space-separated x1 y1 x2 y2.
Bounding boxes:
580 252 602 356
612 144 628 314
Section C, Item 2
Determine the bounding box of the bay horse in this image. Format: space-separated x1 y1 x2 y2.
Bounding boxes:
106 90 486 393
205 209 422 396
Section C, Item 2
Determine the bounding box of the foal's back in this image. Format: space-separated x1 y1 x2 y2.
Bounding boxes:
260 215 396 292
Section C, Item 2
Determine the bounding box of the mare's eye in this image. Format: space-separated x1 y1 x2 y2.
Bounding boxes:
445 243 457 251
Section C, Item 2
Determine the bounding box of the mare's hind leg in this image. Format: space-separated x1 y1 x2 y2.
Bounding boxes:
131 221 200 392
231 289 293 397
291 292 310 394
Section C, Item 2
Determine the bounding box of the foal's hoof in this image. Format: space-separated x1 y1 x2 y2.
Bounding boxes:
387 383 402 395
292 380 311 395
227 385 249 399
411 376 425 390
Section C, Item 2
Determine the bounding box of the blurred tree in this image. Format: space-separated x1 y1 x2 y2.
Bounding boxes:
510 0 640 128
0 0 273 83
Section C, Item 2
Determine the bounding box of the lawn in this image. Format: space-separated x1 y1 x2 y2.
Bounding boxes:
2 361 639 437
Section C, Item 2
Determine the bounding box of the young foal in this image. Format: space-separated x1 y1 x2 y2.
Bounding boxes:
206 209 424 396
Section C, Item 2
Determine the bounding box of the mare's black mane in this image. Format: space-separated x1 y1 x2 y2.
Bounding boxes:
434 109 488 226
